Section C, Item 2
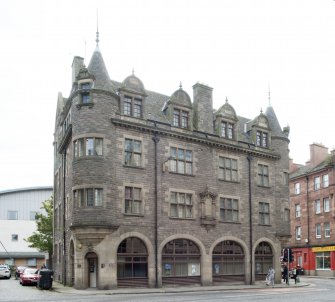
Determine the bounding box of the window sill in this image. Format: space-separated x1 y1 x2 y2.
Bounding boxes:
258 224 271 227
123 213 144 217
123 164 145 170
257 185 270 188
74 156 104 161
218 179 239 184
76 102 94 109
169 217 195 221
219 221 241 224
169 172 194 177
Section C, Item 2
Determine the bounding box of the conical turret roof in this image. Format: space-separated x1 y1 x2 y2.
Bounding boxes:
87 46 115 92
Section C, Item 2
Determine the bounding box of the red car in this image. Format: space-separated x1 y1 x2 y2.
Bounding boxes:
19 268 39 286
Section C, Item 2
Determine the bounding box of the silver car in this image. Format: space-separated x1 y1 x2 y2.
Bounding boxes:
0 264 11 279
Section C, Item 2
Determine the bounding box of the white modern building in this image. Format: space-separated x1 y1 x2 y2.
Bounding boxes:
0 187 52 268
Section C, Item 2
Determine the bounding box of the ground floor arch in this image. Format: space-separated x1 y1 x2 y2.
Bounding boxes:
117 237 148 287
162 238 201 286
255 241 274 281
212 240 245 283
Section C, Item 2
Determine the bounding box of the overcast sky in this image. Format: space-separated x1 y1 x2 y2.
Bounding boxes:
1 0 335 191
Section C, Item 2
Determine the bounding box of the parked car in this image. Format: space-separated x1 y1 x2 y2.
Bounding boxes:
15 266 27 280
19 268 39 285
0 264 11 279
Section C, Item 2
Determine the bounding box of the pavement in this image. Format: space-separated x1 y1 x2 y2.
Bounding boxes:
51 280 309 296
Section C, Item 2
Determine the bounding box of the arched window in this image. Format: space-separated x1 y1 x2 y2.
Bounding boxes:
255 241 273 281
162 239 201 286
212 240 245 283
117 237 148 287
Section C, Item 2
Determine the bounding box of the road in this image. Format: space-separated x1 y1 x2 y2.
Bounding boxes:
1 277 334 302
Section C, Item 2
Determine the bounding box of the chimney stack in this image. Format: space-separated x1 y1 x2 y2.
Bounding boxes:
72 56 84 84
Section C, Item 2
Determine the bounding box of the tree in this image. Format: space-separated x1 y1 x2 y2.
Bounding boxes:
25 196 53 263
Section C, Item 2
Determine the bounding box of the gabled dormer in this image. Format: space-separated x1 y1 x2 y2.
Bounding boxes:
214 98 238 140
118 72 147 119
250 110 271 148
163 83 193 130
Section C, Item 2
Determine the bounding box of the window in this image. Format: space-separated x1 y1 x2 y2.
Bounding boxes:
315 199 321 214
295 204 301 218
257 164 269 187
27 258 37 267
220 198 239 222
125 186 142 215
219 157 238 182
284 208 290 222
74 137 103 157
295 226 301 240
315 223 321 238
316 252 330 270
324 222 330 238
123 96 142 118
220 121 234 139
11 234 18 241
80 82 91 104
124 138 142 167
173 109 189 128
323 197 330 213
314 176 321 190
256 130 268 147
7 211 18 220
294 183 300 195
170 147 193 175
170 192 193 219
74 188 103 207
322 174 329 188
259 202 270 225
30 211 37 220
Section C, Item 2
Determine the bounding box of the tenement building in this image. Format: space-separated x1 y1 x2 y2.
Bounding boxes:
53 36 291 289
289 143 335 276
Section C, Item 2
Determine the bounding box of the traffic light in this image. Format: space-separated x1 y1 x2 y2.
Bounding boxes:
282 248 294 263
289 249 294 263
283 248 288 262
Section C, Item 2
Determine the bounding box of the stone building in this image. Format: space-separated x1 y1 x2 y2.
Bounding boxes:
53 35 290 289
289 143 335 276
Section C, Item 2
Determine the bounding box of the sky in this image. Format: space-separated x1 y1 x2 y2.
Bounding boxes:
1 0 335 191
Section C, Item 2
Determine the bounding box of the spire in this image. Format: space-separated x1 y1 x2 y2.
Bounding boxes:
268 83 271 106
95 9 100 47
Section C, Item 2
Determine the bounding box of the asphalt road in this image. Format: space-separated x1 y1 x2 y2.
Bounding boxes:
1 276 334 302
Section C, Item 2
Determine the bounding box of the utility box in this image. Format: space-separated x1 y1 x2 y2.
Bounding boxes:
37 269 53 290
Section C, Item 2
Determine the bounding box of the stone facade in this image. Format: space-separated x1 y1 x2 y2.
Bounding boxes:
53 39 290 289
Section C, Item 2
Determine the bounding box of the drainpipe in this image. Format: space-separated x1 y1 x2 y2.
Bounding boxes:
152 132 159 288
247 153 253 285
63 152 67 285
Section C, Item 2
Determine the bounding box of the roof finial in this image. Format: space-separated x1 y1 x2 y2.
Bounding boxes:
132 67 135 75
179 81 182 89
260 108 263 114
96 9 100 46
225 96 228 103
268 82 271 106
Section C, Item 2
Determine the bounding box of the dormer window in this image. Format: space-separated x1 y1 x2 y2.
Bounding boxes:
123 96 142 118
221 121 234 139
256 130 268 148
173 109 189 128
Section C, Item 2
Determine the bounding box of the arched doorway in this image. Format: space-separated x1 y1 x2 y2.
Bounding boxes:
212 240 245 283
255 241 273 281
69 241 74 286
117 237 148 287
85 252 98 288
162 239 201 286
